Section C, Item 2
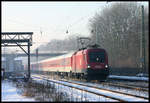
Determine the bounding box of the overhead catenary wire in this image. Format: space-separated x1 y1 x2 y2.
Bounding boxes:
65 4 105 34
5 2 105 35
4 3 107 51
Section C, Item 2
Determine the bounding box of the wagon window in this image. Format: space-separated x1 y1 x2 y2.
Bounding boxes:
89 51 105 63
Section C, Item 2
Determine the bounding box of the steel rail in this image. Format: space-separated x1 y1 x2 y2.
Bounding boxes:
102 82 148 92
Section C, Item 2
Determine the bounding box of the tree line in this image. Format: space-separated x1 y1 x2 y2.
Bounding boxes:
89 2 148 74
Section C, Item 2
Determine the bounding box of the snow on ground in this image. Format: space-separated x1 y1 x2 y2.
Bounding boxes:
31 77 117 101
50 79 148 102
3 73 146 102
31 76 148 102
2 80 35 102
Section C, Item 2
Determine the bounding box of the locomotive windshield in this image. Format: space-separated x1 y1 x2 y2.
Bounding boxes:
89 51 105 63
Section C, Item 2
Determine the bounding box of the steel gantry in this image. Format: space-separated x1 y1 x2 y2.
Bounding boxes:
1 32 33 79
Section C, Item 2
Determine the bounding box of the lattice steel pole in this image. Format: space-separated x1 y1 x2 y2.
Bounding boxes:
28 41 30 79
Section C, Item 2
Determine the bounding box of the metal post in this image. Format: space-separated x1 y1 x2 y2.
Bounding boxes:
95 26 98 44
28 41 30 79
142 5 146 73
36 48 39 74
77 37 79 49
4 47 6 71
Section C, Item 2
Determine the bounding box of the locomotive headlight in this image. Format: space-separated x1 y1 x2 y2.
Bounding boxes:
87 65 91 68
105 65 108 68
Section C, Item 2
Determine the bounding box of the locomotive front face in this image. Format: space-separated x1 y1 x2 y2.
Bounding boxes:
85 49 109 80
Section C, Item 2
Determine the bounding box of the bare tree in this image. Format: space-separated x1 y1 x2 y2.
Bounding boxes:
89 2 148 74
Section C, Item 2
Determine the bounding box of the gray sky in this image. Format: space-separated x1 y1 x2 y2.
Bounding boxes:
2 1 148 52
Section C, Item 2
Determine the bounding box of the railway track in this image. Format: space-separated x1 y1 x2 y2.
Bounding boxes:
52 74 149 92
31 73 148 93
31 74 148 102
60 79 148 99
67 76 148 92
101 82 148 92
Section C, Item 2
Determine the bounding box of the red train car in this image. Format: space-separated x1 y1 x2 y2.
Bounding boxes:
71 48 109 80
30 46 109 80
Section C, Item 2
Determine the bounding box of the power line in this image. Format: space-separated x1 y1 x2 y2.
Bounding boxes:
66 5 103 34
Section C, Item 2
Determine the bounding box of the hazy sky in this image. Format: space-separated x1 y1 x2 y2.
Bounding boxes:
2 1 148 52
2 1 108 50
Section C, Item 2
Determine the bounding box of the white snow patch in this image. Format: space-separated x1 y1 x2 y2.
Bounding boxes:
31 75 148 102
2 80 35 101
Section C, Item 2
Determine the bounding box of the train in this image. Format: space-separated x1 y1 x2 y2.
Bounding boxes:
27 44 109 81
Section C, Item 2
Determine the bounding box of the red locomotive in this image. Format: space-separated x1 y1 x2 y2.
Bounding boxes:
30 45 109 81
